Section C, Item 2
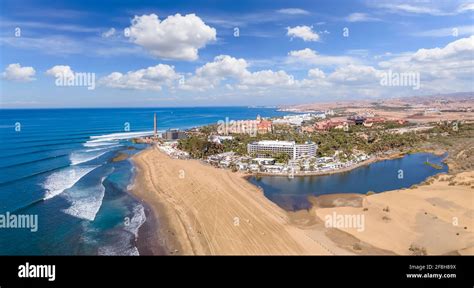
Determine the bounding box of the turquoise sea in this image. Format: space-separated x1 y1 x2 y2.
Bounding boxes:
0 107 289 255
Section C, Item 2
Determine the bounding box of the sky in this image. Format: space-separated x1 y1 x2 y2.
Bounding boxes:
0 0 473 108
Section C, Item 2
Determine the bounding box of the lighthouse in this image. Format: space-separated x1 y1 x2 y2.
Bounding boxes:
153 112 157 140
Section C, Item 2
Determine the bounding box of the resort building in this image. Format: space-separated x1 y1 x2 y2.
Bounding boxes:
247 140 317 159
347 115 367 125
257 119 273 134
251 158 276 165
162 129 187 140
272 113 325 126
209 135 234 144
300 125 315 133
314 120 348 131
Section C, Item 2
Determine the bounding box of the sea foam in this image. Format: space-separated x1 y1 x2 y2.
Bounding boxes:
42 166 97 200
62 177 106 221
70 150 109 165
85 131 153 145
125 204 146 238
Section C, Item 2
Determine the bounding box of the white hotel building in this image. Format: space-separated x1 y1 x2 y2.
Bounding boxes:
247 140 317 160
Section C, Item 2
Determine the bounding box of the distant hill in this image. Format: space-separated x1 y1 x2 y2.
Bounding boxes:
280 91 474 111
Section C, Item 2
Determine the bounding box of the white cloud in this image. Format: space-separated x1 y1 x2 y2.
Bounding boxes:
328 65 382 83
346 13 380 22
241 70 294 87
371 1 474 16
179 55 295 90
389 4 441 14
2 63 36 82
46 65 75 79
297 69 330 89
286 26 319 42
90 36 474 99
377 36 474 83
128 13 216 61
101 28 116 38
412 35 474 61
457 3 474 13
375 3 445 15
295 38 474 95
412 26 474 37
307 68 326 79
276 8 310 15
288 48 357 67
196 55 248 79
0 36 82 55
180 55 248 90
1 19 101 33
0 34 145 58
100 64 179 91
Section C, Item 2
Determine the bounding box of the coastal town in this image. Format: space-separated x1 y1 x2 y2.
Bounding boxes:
131 94 474 257
138 94 474 177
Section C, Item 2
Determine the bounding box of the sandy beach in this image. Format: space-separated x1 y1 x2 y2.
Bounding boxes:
131 145 473 255
131 146 357 255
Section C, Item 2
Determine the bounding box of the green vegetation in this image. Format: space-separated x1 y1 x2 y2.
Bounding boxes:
177 135 224 158
424 161 443 170
177 122 474 167
272 152 291 163
309 129 422 157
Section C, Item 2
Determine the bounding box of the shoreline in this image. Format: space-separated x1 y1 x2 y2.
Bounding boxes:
135 199 168 255
241 150 442 178
131 149 185 255
249 156 382 177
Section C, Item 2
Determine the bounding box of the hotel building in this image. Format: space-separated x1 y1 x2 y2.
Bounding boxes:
162 129 187 140
247 140 317 160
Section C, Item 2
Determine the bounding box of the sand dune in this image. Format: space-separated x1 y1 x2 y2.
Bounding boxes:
314 172 474 255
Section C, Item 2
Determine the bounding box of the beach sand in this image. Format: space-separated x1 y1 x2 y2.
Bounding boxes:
131 146 354 255
314 172 474 255
131 146 473 255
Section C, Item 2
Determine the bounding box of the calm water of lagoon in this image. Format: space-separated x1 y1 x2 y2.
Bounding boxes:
248 153 448 211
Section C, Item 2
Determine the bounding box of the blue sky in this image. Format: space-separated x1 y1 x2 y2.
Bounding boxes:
1 0 473 108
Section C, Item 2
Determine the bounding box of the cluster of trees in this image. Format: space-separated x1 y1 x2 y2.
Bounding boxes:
177 135 224 158
178 123 428 160
366 132 421 153
311 131 368 157
310 129 423 157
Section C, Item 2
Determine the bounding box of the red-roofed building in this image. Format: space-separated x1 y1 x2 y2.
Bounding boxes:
314 120 347 131
257 120 273 134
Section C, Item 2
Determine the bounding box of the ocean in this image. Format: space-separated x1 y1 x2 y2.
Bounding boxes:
0 107 289 255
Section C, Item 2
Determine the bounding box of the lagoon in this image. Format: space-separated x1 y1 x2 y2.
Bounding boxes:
248 153 448 211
